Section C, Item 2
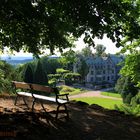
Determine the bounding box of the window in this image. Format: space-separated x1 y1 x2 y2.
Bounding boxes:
108 76 110 81
96 70 102 75
90 77 94 82
111 76 114 80
112 70 114 74
103 76 105 80
97 77 102 81
91 71 94 75
108 65 110 69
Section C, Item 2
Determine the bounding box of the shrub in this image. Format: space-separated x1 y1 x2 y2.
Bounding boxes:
115 76 138 104
59 85 82 95
34 60 48 85
130 92 140 107
23 64 34 83
48 78 57 87
0 60 19 93
64 72 81 85
56 68 70 74
48 74 61 80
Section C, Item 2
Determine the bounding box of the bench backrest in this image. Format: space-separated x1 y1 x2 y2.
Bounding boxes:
30 84 54 93
12 81 31 90
12 81 59 95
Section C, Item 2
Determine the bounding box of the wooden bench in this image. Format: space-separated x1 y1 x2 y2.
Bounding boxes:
12 81 69 119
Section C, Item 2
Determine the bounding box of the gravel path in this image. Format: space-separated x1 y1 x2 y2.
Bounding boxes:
70 90 122 100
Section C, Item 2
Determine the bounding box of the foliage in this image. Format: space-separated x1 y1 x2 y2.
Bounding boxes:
64 72 81 85
41 56 61 74
118 53 140 105
56 68 70 74
95 44 106 57
0 0 139 55
23 63 34 83
75 97 122 109
120 52 140 87
114 92 140 116
64 73 81 80
80 46 93 57
59 49 77 70
115 76 126 94
115 104 140 117
17 56 62 85
76 58 89 81
115 76 138 104
0 60 19 93
130 92 140 107
48 74 61 80
59 85 85 95
33 60 48 85
48 78 57 88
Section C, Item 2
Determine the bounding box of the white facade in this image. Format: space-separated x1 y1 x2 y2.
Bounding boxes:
74 55 123 84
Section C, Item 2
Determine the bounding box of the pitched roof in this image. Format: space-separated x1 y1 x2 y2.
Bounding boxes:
85 54 123 66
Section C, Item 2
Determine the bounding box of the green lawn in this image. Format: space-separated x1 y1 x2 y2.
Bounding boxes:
101 92 121 98
74 97 123 109
59 85 86 95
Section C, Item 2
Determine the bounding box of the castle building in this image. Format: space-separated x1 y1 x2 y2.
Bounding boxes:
73 55 123 85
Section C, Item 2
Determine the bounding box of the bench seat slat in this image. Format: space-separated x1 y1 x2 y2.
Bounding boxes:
33 94 68 104
17 92 32 97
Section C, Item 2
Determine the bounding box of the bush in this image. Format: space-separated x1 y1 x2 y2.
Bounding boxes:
59 85 83 95
48 78 57 87
23 64 34 83
130 92 140 107
114 92 140 116
0 60 19 93
34 60 48 85
48 74 61 80
56 68 70 74
64 72 81 85
115 76 138 104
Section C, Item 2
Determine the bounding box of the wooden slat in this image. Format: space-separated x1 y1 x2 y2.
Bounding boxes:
33 94 68 104
12 81 31 90
17 92 32 97
30 84 54 93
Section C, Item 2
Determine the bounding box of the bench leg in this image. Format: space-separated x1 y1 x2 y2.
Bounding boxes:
64 104 69 119
22 97 29 109
14 95 19 105
55 105 61 119
55 104 69 120
40 102 47 113
32 98 36 112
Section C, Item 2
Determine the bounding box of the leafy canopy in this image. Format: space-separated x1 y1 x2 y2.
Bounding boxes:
120 52 140 87
0 0 139 55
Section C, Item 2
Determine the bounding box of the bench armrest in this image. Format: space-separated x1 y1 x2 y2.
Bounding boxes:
57 93 69 96
56 93 69 101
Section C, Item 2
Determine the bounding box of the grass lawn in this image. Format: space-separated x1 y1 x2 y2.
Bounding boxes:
59 85 87 95
101 92 121 98
74 97 123 109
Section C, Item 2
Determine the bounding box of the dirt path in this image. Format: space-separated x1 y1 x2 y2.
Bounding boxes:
70 90 122 100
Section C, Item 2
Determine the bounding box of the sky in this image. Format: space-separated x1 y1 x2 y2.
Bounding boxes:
74 35 122 54
1 35 122 57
